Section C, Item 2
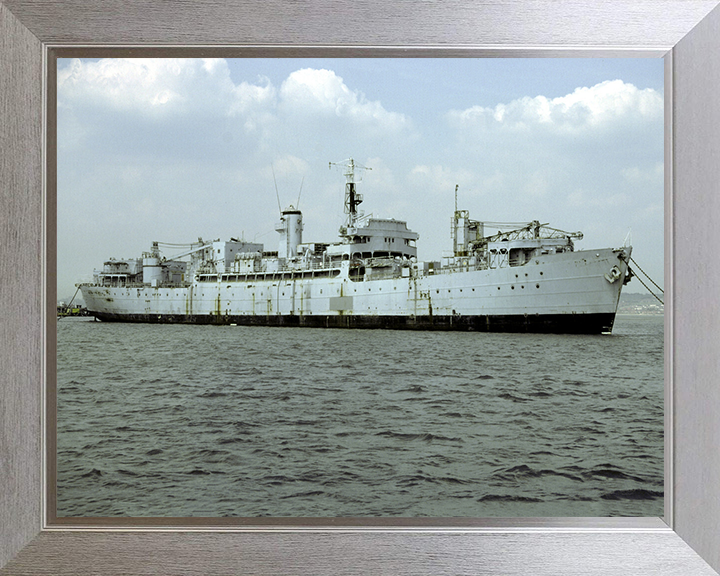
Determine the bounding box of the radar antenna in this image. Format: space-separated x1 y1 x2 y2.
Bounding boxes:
329 158 371 227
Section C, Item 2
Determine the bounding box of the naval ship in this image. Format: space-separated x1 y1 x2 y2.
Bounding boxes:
78 159 632 333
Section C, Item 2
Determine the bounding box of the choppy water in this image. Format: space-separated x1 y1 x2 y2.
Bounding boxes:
56 314 663 517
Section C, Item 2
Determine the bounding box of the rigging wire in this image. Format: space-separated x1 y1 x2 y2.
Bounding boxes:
296 176 304 209
271 163 282 212
481 221 533 228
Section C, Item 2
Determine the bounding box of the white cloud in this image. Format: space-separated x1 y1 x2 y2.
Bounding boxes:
567 189 630 208
522 170 551 197
622 163 664 185
57 61 407 129
279 68 409 130
58 58 272 119
448 80 662 134
57 59 410 157
264 155 311 209
228 77 276 121
59 59 189 114
409 164 478 197
270 155 310 178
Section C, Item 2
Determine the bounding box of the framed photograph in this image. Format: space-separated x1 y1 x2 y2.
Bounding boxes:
2 1 720 574
51 54 666 522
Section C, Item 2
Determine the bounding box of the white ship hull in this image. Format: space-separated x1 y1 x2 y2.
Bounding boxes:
80 246 629 334
79 159 635 334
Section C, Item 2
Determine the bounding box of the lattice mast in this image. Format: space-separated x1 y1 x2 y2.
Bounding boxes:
329 158 371 228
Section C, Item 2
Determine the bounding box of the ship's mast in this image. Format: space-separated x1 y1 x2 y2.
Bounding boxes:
329 158 371 228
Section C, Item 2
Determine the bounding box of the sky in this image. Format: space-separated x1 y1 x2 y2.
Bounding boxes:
57 58 664 302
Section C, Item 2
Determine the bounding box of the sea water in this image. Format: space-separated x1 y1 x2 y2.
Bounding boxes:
56 314 663 517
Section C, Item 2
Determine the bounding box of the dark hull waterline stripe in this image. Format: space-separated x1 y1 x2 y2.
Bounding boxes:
91 312 617 334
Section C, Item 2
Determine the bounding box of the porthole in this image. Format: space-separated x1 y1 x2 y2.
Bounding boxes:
536 284 540 289
511 286 515 290
497 287 501 290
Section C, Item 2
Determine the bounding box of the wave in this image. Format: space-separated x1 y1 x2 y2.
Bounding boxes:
396 474 439 487
492 464 584 483
584 468 647 482
497 392 530 403
478 494 543 502
398 384 427 393
601 489 663 501
375 431 463 443
217 437 252 445
198 391 228 398
334 431 366 437
279 490 325 499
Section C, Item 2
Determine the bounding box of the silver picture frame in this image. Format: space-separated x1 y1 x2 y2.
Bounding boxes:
2 1 720 574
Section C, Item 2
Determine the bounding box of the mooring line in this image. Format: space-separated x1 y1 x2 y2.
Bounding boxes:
628 267 664 305
630 257 663 294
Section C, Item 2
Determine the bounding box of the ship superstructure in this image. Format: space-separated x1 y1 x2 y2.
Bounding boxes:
79 159 632 333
